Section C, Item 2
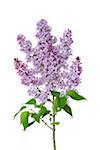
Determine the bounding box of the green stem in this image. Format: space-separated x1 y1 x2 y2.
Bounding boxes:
52 97 56 150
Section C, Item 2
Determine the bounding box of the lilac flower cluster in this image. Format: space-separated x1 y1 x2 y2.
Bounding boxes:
14 19 82 103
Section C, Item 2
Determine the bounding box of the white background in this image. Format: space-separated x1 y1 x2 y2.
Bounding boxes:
0 0 100 150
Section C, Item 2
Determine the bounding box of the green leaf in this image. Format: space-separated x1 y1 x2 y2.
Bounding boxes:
59 96 67 108
31 106 51 122
25 99 36 105
53 96 67 112
38 106 47 116
67 90 86 100
51 122 60 125
38 106 51 118
35 103 44 108
63 105 73 117
51 90 60 97
20 111 30 130
14 106 26 119
42 110 51 118
31 113 40 123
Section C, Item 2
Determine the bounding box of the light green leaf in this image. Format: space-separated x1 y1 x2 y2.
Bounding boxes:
35 103 44 108
51 122 60 125
38 106 47 116
63 105 73 117
14 106 26 119
67 90 86 100
31 113 40 123
42 110 51 118
20 111 30 130
25 99 36 105
53 97 60 112
38 106 51 118
31 106 51 122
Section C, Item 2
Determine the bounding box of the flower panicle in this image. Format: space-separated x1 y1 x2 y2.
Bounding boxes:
14 19 82 103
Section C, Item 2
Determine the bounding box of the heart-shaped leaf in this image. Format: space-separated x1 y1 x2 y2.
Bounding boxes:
20 111 30 130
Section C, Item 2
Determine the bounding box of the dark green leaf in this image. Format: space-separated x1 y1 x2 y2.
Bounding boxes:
67 90 86 100
59 96 67 108
63 105 73 117
25 99 36 105
51 90 60 97
14 106 26 119
31 113 40 123
51 122 60 125
20 111 30 130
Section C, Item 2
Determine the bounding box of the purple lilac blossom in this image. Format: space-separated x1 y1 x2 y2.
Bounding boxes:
14 19 82 103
